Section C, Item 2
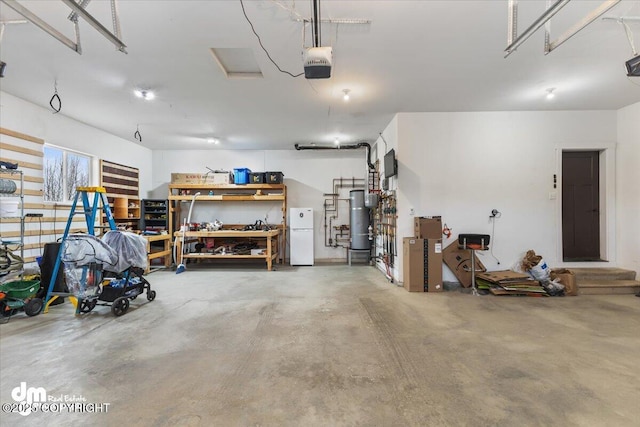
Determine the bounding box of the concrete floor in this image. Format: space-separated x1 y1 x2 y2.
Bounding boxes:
1 263 639 426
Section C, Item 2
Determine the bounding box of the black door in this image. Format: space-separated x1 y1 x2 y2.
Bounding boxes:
562 151 600 261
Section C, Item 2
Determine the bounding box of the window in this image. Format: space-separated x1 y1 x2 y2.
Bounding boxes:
43 145 91 203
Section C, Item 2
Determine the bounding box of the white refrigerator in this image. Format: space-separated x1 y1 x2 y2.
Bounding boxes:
290 208 314 266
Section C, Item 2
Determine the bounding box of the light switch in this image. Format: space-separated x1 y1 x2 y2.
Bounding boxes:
549 192 557 200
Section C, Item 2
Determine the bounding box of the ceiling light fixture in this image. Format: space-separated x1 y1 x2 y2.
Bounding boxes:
207 138 219 145
546 88 556 100
334 137 340 145
134 89 154 100
342 89 350 101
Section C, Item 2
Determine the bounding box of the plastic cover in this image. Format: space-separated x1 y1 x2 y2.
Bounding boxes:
101 230 148 273
61 234 118 269
61 234 118 298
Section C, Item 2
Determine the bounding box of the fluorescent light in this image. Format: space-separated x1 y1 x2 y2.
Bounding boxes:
207 138 219 145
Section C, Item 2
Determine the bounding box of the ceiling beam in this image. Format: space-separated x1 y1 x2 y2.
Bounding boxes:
1 0 79 52
546 0 621 54
504 0 571 57
61 0 127 53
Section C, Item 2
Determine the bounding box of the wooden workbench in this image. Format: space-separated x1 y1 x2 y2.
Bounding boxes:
173 229 280 271
143 234 172 273
168 183 287 264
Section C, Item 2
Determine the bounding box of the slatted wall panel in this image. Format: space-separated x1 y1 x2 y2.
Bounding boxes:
0 128 84 265
100 160 139 199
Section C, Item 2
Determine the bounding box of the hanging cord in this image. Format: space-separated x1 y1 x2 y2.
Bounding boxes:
239 0 303 78
50 81 61 114
489 214 501 265
134 125 142 142
38 215 42 255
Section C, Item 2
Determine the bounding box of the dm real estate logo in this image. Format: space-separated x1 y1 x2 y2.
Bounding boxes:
11 382 46 416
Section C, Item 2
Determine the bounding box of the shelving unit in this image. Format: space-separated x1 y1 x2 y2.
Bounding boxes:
0 169 25 279
168 183 287 266
141 199 168 232
111 196 140 230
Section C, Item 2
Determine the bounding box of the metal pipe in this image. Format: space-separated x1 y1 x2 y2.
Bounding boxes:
504 0 571 57
295 142 375 170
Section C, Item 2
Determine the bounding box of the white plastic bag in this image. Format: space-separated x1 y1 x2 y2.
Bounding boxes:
528 258 551 282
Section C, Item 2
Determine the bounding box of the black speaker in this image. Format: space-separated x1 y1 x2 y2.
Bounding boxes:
37 242 68 301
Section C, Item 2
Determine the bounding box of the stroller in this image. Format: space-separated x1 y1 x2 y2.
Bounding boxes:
61 231 156 316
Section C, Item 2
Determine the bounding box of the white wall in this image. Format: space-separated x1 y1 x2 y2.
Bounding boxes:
152 148 367 260
616 102 640 277
394 110 618 283
0 92 153 195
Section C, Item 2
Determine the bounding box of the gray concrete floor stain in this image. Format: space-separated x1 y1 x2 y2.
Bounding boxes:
1 264 639 426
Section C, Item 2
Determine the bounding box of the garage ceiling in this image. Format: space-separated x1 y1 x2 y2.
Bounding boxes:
1 0 639 150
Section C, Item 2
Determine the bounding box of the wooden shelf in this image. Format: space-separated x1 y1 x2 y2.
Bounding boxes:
168 194 284 202
183 254 277 260
173 230 280 238
173 229 280 270
169 183 285 191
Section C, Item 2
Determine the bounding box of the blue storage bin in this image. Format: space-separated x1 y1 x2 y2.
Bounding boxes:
233 168 251 184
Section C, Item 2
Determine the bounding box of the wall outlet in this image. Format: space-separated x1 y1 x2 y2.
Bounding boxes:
409 208 415 216
549 192 557 200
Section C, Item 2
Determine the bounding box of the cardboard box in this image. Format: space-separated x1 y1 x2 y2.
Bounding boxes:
414 216 442 239
442 240 485 288
171 172 231 185
403 238 443 292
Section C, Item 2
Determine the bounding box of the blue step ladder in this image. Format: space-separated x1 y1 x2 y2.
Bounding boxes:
43 187 117 312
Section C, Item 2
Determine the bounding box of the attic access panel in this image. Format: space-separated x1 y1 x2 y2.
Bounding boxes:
209 48 263 79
